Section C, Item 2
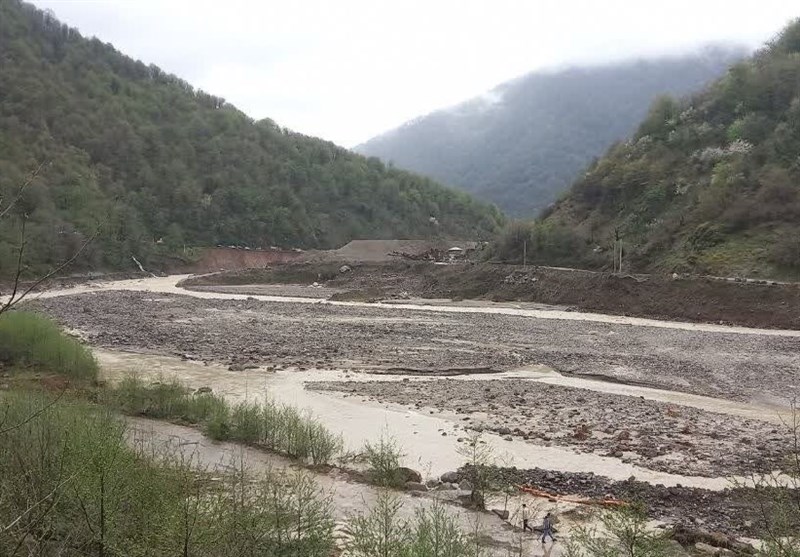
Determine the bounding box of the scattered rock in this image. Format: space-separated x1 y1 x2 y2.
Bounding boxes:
491 509 510 520
695 542 721 555
405 481 428 492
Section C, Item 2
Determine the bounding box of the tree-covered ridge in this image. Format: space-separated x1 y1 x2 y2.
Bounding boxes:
356 48 745 217
544 19 800 279
0 0 502 276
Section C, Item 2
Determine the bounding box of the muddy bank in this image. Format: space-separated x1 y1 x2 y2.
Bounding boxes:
97 350 755 492
125 417 534 556
30 290 800 403
307 379 792 477
182 262 800 330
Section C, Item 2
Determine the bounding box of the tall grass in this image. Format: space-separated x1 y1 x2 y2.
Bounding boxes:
111 375 228 423
0 311 98 382
0 391 335 556
107 375 343 466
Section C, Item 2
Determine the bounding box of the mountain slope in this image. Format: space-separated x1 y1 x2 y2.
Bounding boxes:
0 1 502 277
356 49 746 216
545 20 800 279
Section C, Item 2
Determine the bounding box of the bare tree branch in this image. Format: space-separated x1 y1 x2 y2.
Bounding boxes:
6 215 28 311
0 390 66 436
0 162 46 221
0 223 102 316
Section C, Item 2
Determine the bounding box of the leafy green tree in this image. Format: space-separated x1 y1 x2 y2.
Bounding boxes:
0 0 503 278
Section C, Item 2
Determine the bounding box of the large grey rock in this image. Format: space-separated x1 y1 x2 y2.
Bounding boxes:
405 481 428 492
440 471 460 483
394 467 422 484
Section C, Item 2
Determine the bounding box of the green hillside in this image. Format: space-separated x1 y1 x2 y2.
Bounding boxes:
543 20 800 279
0 1 502 277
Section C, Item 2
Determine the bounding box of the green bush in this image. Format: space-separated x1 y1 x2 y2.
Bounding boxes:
346 492 479 557
107 376 342 465
565 505 678 557
363 430 406 488
111 375 228 423
0 391 336 556
0 311 98 382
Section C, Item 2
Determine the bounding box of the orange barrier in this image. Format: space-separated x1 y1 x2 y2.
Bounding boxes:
517 485 628 507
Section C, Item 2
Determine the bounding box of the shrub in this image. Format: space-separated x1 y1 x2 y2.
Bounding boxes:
363 430 406 488
230 401 263 443
0 391 336 556
110 375 229 423
565 505 678 557
346 492 480 557
107 376 342 465
0 311 98 382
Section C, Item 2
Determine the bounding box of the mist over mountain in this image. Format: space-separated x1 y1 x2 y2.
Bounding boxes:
541 19 800 279
356 47 747 216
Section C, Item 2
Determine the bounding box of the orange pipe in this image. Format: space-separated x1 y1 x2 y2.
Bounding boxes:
517 485 628 507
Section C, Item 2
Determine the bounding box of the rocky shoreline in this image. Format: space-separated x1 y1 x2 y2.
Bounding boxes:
308 378 792 477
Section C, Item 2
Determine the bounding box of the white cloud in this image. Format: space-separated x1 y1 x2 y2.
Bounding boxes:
32 0 799 146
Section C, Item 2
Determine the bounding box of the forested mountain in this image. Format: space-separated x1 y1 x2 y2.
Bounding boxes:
543 20 800 279
356 48 746 216
0 1 502 277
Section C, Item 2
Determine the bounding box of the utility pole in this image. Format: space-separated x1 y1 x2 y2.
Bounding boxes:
523 239 527 267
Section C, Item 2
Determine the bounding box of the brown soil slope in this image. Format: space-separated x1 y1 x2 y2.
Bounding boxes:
182 262 800 330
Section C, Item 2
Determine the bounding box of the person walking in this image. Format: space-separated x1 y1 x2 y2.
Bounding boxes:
522 504 533 532
541 512 556 544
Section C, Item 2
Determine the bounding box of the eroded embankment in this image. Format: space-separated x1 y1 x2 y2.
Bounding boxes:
181 262 800 329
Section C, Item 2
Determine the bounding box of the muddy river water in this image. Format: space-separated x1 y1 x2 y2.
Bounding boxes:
18 274 798 553
29 274 789 487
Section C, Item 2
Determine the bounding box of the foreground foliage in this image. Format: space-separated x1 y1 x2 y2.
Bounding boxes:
0 0 502 278
544 20 800 279
0 392 336 556
108 375 343 465
565 506 677 557
346 491 482 557
0 311 98 382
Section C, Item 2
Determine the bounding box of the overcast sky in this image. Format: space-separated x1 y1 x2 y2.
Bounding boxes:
31 1 799 147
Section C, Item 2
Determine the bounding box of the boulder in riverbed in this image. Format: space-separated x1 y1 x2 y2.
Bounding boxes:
440 471 460 483
394 467 422 484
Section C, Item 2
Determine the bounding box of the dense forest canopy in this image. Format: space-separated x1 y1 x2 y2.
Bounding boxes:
0 0 502 277
356 48 745 217
541 20 800 279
